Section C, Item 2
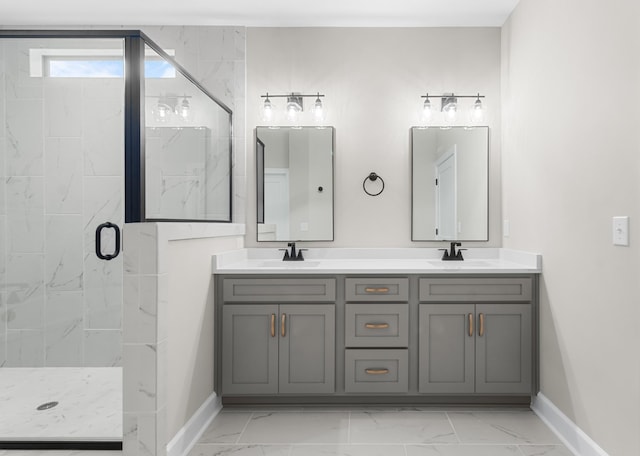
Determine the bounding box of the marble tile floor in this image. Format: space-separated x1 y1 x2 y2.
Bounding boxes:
190 408 574 456
0 368 122 442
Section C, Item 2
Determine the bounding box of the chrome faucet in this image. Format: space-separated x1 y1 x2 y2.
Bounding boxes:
440 242 465 261
280 242 306 261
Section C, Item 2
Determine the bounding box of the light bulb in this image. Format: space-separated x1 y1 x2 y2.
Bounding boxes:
421 96 433 123
313 94 324 122
286 96 301 122
286 105 299 122
155 102 171 122
179 97 190 120
443 101 457 123
470 95 484 123
262 96 274 121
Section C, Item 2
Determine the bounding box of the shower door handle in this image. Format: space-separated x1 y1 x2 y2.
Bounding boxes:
95 222 121 261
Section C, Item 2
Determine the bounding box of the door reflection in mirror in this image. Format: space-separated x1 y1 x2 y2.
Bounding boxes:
412 126 489 241
256 127 334 241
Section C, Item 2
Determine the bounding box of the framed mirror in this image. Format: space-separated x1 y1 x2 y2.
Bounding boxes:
412 126 489 241
256 126 334 241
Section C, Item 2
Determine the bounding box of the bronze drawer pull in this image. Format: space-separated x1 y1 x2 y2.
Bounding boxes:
281 313 286 337
270 313 276 337
479 313 485 337
365 322 390 329
365 368 389 375
468 313 473 337
364 287 390 293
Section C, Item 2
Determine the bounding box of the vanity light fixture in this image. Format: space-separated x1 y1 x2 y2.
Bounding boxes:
419 93 485 124
261 92 326 123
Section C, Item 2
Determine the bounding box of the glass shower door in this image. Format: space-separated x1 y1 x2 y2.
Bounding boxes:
0 36 124 445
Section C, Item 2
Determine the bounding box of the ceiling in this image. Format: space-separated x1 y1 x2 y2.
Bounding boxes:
1 0 520 27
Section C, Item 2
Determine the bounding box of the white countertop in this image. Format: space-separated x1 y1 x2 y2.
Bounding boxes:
211 248 542 274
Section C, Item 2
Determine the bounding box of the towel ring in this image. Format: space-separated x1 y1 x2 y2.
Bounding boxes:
363 172 385 196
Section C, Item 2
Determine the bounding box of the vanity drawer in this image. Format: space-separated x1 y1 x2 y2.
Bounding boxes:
345 278 409 302
223 278 336 302
345 304 408 347
419 278 532 302
344 349 408 393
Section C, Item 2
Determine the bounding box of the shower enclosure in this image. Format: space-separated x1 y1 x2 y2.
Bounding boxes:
0 30 232 448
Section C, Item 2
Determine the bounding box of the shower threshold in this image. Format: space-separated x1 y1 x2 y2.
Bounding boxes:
0 367 122 449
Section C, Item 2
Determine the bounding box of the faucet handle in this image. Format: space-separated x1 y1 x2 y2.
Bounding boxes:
279 248 290 260
297 249 307 261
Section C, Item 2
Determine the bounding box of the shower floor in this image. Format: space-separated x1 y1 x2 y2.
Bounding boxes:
0 368 122 442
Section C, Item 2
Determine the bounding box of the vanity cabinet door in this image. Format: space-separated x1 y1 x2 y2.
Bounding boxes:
475 304 532 394
279 304 335 394
419 303 532 395
418 304 475 393
222 305 279 395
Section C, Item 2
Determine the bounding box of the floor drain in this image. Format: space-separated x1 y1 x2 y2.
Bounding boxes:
36 401 59 411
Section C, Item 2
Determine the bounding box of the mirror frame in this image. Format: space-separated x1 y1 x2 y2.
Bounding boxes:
256 126 335 242
410 126 490 242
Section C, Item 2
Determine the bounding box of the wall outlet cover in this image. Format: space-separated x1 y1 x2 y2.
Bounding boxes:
613 216 629 246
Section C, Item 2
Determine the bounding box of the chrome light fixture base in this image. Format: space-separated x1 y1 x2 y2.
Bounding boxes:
260 91 326 123
419 92 485 125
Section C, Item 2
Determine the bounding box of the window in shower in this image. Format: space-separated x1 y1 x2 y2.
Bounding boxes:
29 48 177 78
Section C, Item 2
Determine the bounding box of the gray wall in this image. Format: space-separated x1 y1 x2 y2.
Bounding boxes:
502 1 640 454
166 235 242 439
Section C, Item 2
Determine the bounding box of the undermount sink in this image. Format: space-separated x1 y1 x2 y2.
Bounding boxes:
258 260 320 268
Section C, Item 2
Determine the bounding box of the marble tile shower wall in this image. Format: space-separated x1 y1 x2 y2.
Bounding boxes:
146 127 208 220
0 38 125 367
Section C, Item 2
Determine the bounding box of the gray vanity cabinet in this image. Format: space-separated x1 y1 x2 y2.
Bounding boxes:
217 274 538 404
418 277 533 395
222 304 335 395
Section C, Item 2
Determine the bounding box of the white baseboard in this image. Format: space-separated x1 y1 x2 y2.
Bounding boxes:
166 393 222 456
532 393 609 456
